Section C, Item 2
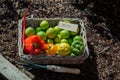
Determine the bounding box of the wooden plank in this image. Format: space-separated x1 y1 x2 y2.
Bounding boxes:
0 55 32 80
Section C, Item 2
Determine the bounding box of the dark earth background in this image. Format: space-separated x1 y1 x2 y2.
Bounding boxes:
0 0 120 80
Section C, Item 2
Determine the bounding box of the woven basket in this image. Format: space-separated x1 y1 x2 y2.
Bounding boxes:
18 18 89 64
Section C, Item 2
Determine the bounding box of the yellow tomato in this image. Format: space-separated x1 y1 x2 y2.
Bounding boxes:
57 43 71 56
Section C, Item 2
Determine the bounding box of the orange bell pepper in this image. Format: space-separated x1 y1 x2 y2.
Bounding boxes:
44 44 58 56
24 35 45 55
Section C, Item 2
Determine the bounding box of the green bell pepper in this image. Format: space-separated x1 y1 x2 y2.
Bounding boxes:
71 41 85 56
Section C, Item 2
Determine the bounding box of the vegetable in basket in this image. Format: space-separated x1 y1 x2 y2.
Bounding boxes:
40 20 49 30
44 44 58 55
46 28 57 39
36 31 47 40
57 43 71 56
25 27 35 37
24 35 45 55
71 41 85 56
73 35 83 41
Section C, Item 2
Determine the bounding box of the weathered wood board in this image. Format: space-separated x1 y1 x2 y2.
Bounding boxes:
0 54 32 80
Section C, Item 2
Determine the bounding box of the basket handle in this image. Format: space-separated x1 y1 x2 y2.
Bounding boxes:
22 8 29 45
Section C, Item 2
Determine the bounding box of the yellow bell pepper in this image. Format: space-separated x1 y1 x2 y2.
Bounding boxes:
44 44 58 56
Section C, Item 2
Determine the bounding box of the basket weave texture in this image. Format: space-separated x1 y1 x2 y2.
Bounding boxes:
18 18 89 64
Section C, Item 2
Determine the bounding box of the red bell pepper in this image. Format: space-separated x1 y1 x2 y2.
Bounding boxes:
24 35 45 55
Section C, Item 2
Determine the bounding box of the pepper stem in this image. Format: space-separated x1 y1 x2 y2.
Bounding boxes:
48 46 52 49
34 42 38 48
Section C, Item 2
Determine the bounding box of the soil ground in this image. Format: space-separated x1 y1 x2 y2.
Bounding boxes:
0 0 120 80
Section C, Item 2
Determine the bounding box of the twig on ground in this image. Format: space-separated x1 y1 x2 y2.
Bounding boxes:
98 46 111 54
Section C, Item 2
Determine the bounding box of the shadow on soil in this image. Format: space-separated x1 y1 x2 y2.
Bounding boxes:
72 0 120 41
0 74 8 80
30 42 98 80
